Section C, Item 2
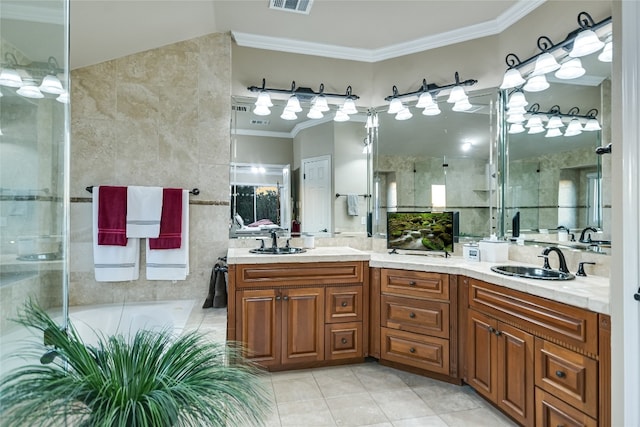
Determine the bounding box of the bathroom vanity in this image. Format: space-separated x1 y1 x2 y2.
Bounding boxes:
226 247 610 427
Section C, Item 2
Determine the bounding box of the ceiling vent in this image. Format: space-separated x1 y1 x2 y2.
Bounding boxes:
232 105 248 112
269 0 313 15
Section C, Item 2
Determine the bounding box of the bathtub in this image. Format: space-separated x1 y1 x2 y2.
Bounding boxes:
1 299 196 377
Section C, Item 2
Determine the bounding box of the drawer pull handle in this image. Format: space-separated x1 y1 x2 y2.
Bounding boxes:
555 370 566 378
341 301 348 307
409 281 417 286
341 338 348 344
409 312 416 318
409 347 416 353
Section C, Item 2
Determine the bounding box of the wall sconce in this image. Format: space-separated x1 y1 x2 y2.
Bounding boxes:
510 102 600 138
0 53 67 103
247 78 360 122
384 72 478 120
500 11 612 92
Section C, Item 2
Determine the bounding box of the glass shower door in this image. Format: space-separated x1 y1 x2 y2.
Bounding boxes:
0 0 70 378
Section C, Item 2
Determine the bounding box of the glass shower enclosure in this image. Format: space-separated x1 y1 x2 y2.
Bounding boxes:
0 0 70 378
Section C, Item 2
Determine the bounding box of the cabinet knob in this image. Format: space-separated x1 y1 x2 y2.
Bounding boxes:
275 296 281 301
409 347 416 353
283 296 289 301
409 312 416 318
341 301 348 307
555 370 566 378
409 281 416 286
341 338 348 344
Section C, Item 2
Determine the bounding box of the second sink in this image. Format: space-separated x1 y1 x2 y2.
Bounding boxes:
491 265 575 281
249 247 306 255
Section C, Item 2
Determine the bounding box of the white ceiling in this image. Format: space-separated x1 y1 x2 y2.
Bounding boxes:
1 0 545 69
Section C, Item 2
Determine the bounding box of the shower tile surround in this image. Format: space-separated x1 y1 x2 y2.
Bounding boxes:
68 33 231 306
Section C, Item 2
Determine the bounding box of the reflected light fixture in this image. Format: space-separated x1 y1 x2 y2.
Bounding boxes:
422 103 441 116
546 116 565 129
280 108 298 121
452 98 473 112
508 123 525 134
507 113 525 124
415 91 434 108
461 141 472 152
38 57 65 94
285 94 302 113
56 91 69 104
395 107 413 121
554 58 586 79
523 75 549 92
525 116 544 128
0 53 23 88
16 80 44 99
507 91 528 109
545 128 563 138
583 110 602 131
307 108 323 119
564 118 583 136
528 125 545 134
334 109 350 122
507 105 527 115
598 38 613 62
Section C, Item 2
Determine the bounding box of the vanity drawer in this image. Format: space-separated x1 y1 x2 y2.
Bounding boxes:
235 261 364 288
468 279 598 354
325 322 363 360
325 285 363 323
534 339 597 418
382 295 449 338
381 327 449 375
535 388 596 427
381 269 449 300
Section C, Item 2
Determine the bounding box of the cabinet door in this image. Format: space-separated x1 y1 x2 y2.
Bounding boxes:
235 289 281 368
497 322 534 427
535 388 597 427
467 309 498 401
325 285 363 323
281 287 325 365
325 321 363 360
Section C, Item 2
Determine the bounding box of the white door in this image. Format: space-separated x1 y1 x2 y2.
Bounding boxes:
302 156 331 235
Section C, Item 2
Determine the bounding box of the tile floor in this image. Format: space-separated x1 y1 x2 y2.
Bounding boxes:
185 306 518 427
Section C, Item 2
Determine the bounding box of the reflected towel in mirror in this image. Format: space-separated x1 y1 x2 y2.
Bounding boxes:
347 194 359 216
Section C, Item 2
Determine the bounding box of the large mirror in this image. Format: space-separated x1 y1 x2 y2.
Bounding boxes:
230 96 371 239
373 89 498 245
500 51 612 254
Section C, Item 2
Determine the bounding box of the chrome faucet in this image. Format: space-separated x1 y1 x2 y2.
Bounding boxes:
541 246 570 274
579 226 598 243
270 229 279 249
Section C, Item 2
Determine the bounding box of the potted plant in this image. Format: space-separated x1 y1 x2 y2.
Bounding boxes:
0 300 272 426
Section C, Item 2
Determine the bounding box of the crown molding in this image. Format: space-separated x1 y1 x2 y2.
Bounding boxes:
233 129 293 139
233 0 546 62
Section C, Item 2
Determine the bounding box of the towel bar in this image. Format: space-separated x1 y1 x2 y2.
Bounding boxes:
335 193 370 198
86 186 199 195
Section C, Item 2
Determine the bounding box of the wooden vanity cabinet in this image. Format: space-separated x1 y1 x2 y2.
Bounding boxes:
228 261 366 371
378 269 458 379
463 278 608 427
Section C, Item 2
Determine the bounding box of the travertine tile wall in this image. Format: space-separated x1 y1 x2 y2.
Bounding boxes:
68 33 231 306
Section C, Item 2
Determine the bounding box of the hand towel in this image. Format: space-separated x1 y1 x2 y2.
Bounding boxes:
98 186 128 246
149 188 183 249
93 188 140 281
146 190 189 281
347 194 359 216
126 186 163 238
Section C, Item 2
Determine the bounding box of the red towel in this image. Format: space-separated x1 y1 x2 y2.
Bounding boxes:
149 188 183 250
98 186 128 246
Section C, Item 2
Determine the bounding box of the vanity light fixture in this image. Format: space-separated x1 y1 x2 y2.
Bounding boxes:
519 104 600 137
0 53 67 103
554 57 586 80
598 37 613 63
384 73 478 120
395 107 413 121
564 118 584 136
545 128 563 138
508 123 525 134
334 109 350 122
528 125 546 135
500 12 611 92
506 90 528 109
583 109 602 131
569 12 606 58
247 78 360 121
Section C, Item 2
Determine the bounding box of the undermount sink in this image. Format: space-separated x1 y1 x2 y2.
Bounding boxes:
491 265 575 281
249 247 306 255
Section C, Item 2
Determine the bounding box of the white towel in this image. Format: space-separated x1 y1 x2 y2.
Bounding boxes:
347 194 359 216
93 188 140 282
126 186 163 238
146 190 189 280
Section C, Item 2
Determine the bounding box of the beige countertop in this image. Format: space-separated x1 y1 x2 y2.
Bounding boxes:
226 247 610 314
